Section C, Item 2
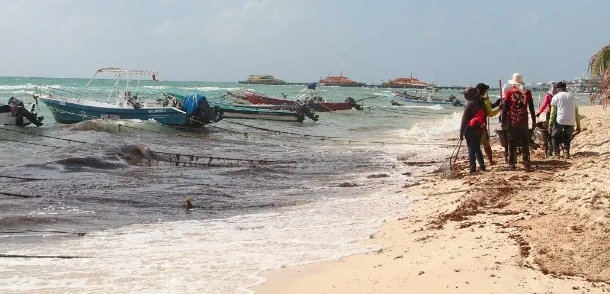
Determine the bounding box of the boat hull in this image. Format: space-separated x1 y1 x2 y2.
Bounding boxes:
161 93 315 122
230 90 354 112
388 93 463 107
40 97 189 125
219 110 304 122
319 83 366 87
212 103 305 122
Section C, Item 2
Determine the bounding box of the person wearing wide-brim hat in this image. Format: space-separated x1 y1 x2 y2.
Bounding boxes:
500 73 536 171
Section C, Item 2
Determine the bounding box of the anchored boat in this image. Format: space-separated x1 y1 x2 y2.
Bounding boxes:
227 83 363 112
163 93 318 122
387 91 463 107
37 67 222 128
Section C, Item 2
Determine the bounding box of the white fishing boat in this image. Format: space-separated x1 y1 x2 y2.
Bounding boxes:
36 67 222 128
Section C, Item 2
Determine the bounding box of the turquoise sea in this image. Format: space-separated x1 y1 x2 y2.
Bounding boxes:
0 75 541 293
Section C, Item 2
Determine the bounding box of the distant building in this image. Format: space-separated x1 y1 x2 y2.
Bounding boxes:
565 76 601 93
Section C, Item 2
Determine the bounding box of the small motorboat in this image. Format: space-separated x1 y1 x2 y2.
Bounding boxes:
163 93 318 122
387 91 463 107
227 83 363 112
38 67 222 128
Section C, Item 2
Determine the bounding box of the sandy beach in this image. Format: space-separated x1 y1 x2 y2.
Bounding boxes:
253 105 610 293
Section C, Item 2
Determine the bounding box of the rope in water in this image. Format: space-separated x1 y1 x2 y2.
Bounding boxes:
152 151 297 165
10 101 454 151
0 229 86 236
0 137 63 149
0 126 90 145
222 120 452 147
28 106 310 150
0 191 42 198
0 254 89 259
0 124 294 165
0 175 47 181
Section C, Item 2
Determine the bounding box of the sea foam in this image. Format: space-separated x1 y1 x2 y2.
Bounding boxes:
0 191 416 294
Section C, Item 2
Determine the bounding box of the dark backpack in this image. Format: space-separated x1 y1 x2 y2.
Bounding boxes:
507 88 529 126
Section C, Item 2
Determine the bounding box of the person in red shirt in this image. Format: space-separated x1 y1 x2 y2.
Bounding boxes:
536 82 557 122
500 73 536 170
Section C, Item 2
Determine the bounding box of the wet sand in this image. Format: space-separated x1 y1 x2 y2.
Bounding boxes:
253 105 610 293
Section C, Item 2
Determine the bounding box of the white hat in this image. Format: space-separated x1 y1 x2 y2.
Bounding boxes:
508 73 524 85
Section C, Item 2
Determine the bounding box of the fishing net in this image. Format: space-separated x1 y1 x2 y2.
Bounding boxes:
432 139 462 178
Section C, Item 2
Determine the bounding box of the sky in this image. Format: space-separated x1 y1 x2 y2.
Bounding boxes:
0 0 608 85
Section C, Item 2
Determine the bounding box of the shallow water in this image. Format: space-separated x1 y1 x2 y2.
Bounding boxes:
0 77 466 293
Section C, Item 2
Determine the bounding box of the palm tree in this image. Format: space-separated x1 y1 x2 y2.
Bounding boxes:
589 42 610 92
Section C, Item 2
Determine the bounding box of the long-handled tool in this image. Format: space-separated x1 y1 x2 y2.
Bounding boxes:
499 79 509 163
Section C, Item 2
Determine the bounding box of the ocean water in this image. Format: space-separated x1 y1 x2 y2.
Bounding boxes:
0 75 466 293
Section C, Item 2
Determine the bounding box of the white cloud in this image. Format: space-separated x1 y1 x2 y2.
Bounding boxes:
516 13 539 31
150 20 173 36
426 26 440 39
200 0 301 43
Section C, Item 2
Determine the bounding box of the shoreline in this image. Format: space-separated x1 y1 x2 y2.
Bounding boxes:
252 105 610 293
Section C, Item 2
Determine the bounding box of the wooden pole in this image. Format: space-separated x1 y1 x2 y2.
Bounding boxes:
499 79 508 162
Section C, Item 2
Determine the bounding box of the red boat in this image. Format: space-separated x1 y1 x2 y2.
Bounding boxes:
227 89 362 112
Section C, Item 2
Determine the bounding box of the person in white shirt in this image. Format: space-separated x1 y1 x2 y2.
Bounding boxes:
548 81 581 158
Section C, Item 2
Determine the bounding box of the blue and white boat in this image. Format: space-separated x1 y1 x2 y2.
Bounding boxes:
37 67 222 128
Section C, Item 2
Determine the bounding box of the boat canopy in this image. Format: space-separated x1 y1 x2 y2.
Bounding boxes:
95 67 158 76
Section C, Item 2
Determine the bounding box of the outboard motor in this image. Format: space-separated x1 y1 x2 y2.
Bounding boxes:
296 103 319 122
8 97 23 107
183 94 223 126
345 97 363 110
8 97 43 127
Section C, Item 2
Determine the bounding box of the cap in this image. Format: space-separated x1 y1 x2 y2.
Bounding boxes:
475 83 489 92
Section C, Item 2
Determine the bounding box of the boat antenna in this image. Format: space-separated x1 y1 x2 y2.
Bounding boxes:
324 43 357 78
